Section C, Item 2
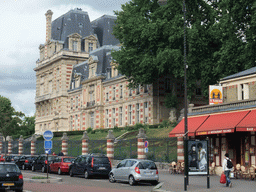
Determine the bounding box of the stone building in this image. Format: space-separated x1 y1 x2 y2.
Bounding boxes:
34 8 207 134
170 66 256 172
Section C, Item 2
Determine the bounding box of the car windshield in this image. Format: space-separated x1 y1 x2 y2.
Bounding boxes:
93 157 109 164
63 158 74 163
0 164 20 173
138 161 157 170
48 156 56 161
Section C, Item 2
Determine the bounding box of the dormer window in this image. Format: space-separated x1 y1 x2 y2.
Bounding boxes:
73 41 78 51
89 43 93 52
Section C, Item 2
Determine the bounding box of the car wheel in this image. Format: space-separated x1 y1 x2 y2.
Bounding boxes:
84 170 90 179
42 166 45 173
69 168 74 177
22 164 25 170
129 175 136 186
151 181 159 186
109 173 116 183
58 168 62 175
32 165 35 172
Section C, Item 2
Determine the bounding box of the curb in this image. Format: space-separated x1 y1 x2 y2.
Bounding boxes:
24 177 62 183
151 182 173 192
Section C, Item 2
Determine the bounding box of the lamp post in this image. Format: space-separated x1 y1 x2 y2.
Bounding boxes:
183 0 188 191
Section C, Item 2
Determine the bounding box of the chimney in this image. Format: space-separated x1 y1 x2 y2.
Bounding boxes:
44 10 53 59
45 10 53 42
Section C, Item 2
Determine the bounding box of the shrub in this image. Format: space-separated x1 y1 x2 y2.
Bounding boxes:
113 126 120 132
87 127 93 133
161 120 170 128
91 130 96 134
134 123 144 130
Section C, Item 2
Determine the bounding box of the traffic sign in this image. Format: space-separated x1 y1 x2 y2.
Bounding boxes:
45 149 51 154
44 140 52 149
43 130 53 140
145 140 149 148
144 148 148 153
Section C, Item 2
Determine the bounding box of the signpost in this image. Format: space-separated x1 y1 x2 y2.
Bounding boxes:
43 130 53 179
144 140 149 153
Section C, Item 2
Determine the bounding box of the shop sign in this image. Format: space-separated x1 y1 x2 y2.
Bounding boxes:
209 85 223 105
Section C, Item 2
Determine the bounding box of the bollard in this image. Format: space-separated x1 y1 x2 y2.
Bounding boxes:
61 133 69 156
81 131 89 155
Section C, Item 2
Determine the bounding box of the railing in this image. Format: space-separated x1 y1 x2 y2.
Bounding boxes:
190 99 256 115
35 93 51 103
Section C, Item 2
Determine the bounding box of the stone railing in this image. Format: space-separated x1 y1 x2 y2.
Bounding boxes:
190 99 256 116
35 93 52 103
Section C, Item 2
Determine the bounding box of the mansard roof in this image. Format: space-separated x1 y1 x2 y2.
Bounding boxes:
69 45 120 90
221 66 256 81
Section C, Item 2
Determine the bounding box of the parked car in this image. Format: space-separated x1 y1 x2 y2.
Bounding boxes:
0 155 5 162
69 153 111 179
109 159 159 186
15 155 38 170
5 154 20 163
0 162 23 192
50 156 75 175
31 154 56 173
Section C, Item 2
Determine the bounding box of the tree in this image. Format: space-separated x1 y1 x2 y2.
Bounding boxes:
112 0 256 101
0 95 24 158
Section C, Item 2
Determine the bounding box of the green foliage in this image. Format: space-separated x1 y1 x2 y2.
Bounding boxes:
113 0 256 99
134 123 144 130
87 127 93 133
161 120 171 128
113 126 120 132
91 130 96 134
164 93 178 109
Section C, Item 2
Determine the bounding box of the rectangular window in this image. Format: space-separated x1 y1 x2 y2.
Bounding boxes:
89 43 93 52
48 81 52 93
144 102 148 123
57 80 59 92
136 103 140 123
106 92 109 101
90 112 94 128
106 109 109 128
144 85 149 93
136 86 140 95
128 105 132 125
120 85 123 98
129 89 132 96
40 83 44 95
75 115 78 130
73 41 78 51
76 96 78 108
70 116 73 129
112 108 115 127
119 107 123 126
71 98 73 109
113 87 115 100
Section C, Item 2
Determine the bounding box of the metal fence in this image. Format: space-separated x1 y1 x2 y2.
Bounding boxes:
23 141 31 155
68 140 82 157
114 138 137 160
89 140 106 154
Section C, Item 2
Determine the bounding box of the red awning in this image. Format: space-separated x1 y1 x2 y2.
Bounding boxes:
169 115 209 137
196 110 250 136
236 110 256 132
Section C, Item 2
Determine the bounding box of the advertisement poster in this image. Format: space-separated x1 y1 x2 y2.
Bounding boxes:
188 140 208 175
209 85 223 105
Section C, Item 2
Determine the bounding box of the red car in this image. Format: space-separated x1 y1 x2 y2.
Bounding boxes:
50 156 74 175
0 155 4 162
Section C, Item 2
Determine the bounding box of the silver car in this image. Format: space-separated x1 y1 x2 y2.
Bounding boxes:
109 159 159 186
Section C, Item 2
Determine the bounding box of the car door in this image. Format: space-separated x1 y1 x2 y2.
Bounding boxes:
72 157 81 174
76 156 87 174
123 160 136 181
51 157 58 172
114 160 127 181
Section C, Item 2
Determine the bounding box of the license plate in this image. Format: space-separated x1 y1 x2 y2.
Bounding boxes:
98 167 106 170
2 183 14 186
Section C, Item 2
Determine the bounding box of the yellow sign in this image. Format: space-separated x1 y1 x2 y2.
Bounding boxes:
209 86 223 105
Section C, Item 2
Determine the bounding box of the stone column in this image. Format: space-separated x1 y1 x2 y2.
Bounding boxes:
177 137 184 163
81 131 89 155
44 10 53 58
61 133 69 156
18 135 24 155
106 130 115 162
0 133 3 154
30 134 37 155
137 128 146 160
7 136 13 155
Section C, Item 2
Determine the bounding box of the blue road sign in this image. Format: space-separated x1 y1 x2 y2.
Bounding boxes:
144 148 149 153
45 149 51 154
43 130 53 140
44 140 52 149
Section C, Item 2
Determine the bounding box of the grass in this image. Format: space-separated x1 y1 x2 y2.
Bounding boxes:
32 176 50 179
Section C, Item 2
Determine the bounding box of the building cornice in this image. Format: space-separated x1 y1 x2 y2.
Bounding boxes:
81 75 105 85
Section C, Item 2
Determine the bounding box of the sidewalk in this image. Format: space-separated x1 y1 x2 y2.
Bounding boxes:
159 170 256 192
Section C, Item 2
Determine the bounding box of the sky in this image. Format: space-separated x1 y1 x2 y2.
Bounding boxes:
0 0 129 117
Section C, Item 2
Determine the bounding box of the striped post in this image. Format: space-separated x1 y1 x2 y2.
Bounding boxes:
31 134 37 155
106 130 115 162
61 133 69 156
177 137 184 163
18 135 24 155
8 136 13 155
137 128 146 160
81 131 89 155
0 134 3 154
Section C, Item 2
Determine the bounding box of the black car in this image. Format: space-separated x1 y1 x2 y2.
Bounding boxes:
5 155 20 163
69 153 111 179
0 162 23 192
31 155 56 173
15 155 38 170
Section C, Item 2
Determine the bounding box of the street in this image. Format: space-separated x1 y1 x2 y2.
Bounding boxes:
21 170 256 192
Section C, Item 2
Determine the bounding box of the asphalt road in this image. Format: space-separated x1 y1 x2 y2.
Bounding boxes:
22 170 157 192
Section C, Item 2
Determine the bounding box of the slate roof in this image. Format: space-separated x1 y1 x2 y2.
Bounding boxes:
221 66 256 81
69 45 120 90
51 8 94 48
91 15 120 46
